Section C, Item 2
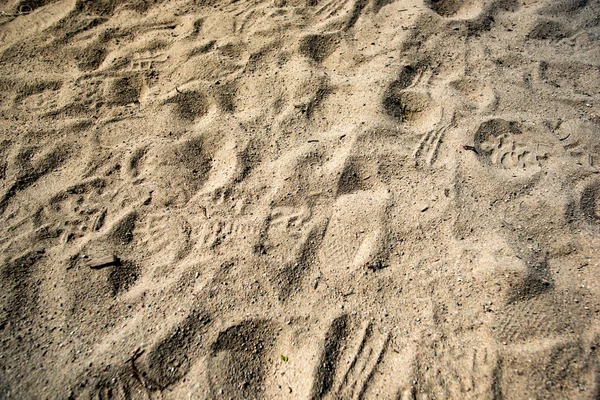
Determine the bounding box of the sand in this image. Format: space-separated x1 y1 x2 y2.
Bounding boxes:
0 0 599 398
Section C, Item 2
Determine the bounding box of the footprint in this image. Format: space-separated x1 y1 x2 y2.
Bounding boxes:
267 143 340 206
143 137 213 206
145 310 211 388
196 216 262 252
494 289 593 343
127 145 148 178
273 218 329 302
106 258 140 297
318 189 391 279
75 40 107 72
162 90 210 122
13 80 62 112
383 87 434 124
566 178 600 233
555 119 600 168
580 180 600 226
537 61 600 96
0 0 76 49
386 65 420 95
270 205 312 230
299 33 341 63
0 249 45 327
264 204 314 259
332 321 391 399
500 335 600 398
104 75 143 106
137 211 192 266
411 333 502 398
43 176 107 241
539 0 593 16
189 136 247 199
449 77 497 112
425 0 484 19
73 363 143 399
473 118 549 171
0 144 70 216
104 210 137 247
336 155 377 195
527 19 571 41
310 314 349 399
208 320 276 399
130 51 169 71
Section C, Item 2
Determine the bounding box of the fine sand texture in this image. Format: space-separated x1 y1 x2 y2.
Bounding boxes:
1 0 600 398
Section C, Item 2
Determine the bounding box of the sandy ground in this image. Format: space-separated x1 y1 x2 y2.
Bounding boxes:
0 0 599 398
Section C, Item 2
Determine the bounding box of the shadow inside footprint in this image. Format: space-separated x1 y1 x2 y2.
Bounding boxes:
146 310 211 388
425 0 482 18
208 320 275 398
299 33 340 63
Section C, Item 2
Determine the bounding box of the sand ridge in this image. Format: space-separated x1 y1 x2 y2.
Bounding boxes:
0 0 599 398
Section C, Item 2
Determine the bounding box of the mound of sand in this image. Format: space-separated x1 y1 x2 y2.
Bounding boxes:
1 0 599 398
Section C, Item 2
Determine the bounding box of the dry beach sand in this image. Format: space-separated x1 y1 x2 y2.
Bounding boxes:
1 0 600 398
